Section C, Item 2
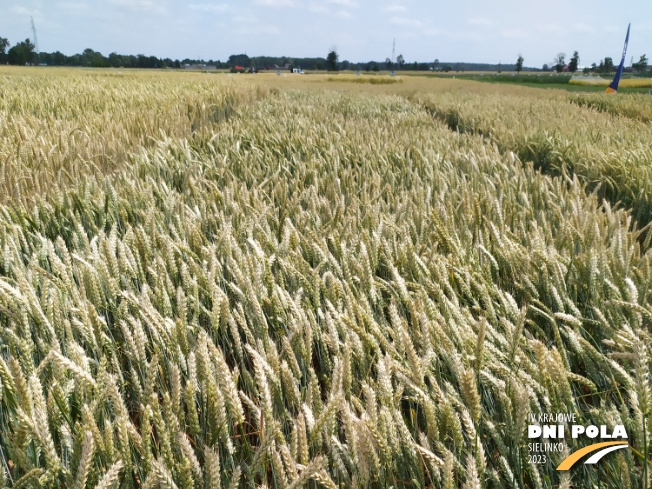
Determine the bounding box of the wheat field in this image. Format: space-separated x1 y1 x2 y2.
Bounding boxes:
568 78 652 89
0 67 651 488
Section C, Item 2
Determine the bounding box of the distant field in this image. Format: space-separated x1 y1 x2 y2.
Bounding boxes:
453 73 652 93
569 77 652 88
0 66 651 489
275 70 652 93
461 74 572 84
326 75 402 85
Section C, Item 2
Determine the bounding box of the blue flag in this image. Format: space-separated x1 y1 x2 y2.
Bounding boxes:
606 23 631 94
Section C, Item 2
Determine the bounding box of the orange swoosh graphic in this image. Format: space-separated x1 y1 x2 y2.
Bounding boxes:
557 442 628 470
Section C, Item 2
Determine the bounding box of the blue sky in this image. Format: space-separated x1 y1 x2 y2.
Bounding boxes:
3 0 651 67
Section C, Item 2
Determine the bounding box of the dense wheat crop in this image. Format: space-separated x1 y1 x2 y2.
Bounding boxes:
414 90 652 226
0 68 651 488
569 92 652 123
0 69 267 206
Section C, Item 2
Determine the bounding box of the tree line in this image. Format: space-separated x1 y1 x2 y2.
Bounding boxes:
524 51 649 74
0 35 521 72
5 35 647 75
0 36 228 68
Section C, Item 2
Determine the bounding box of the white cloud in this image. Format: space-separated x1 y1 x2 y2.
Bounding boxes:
11 5 41 16
328 0 357 6
501 29 529 38
254 0 294 6
389 16 422 27
467 17 493 26
189 3 230 13
109 0 152 8
11 5 44 23
235 24 280 35
56 2 90 13
308 1 356 17
451 29 482 42
108 0 167 14
535 23 564 33
383 4 406 13
574 22 595 33
309 3 329 13
423 27 444 37
232 15 259 23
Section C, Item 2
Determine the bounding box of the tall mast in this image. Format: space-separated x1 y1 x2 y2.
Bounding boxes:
31 16 39 54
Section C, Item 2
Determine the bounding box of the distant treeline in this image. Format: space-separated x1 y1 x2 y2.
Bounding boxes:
39 50 186 68
213 56 536 72
0 38 182 68
0 37 538 72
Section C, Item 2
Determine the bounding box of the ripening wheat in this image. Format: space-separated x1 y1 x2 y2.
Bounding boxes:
0 68 650 488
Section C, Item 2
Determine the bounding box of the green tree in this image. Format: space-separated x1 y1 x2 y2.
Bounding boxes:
228 54 251 68
433 58 439 71
568 51 579 73
109 52 123 67
0 36 8 64
633 54 648 72
515 54 524 73
385 57 392 71
554 52 565 73
8 39 36 65
603 57 614 72
396 54 405 69
326 50 338 71
81 48 110 67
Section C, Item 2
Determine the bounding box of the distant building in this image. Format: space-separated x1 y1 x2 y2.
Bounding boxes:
253 64 290 72
182 63 216 70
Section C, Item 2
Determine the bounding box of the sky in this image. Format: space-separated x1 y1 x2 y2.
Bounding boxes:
2 0 651 67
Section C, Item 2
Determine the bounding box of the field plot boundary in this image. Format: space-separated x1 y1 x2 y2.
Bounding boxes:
413 91 652 231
